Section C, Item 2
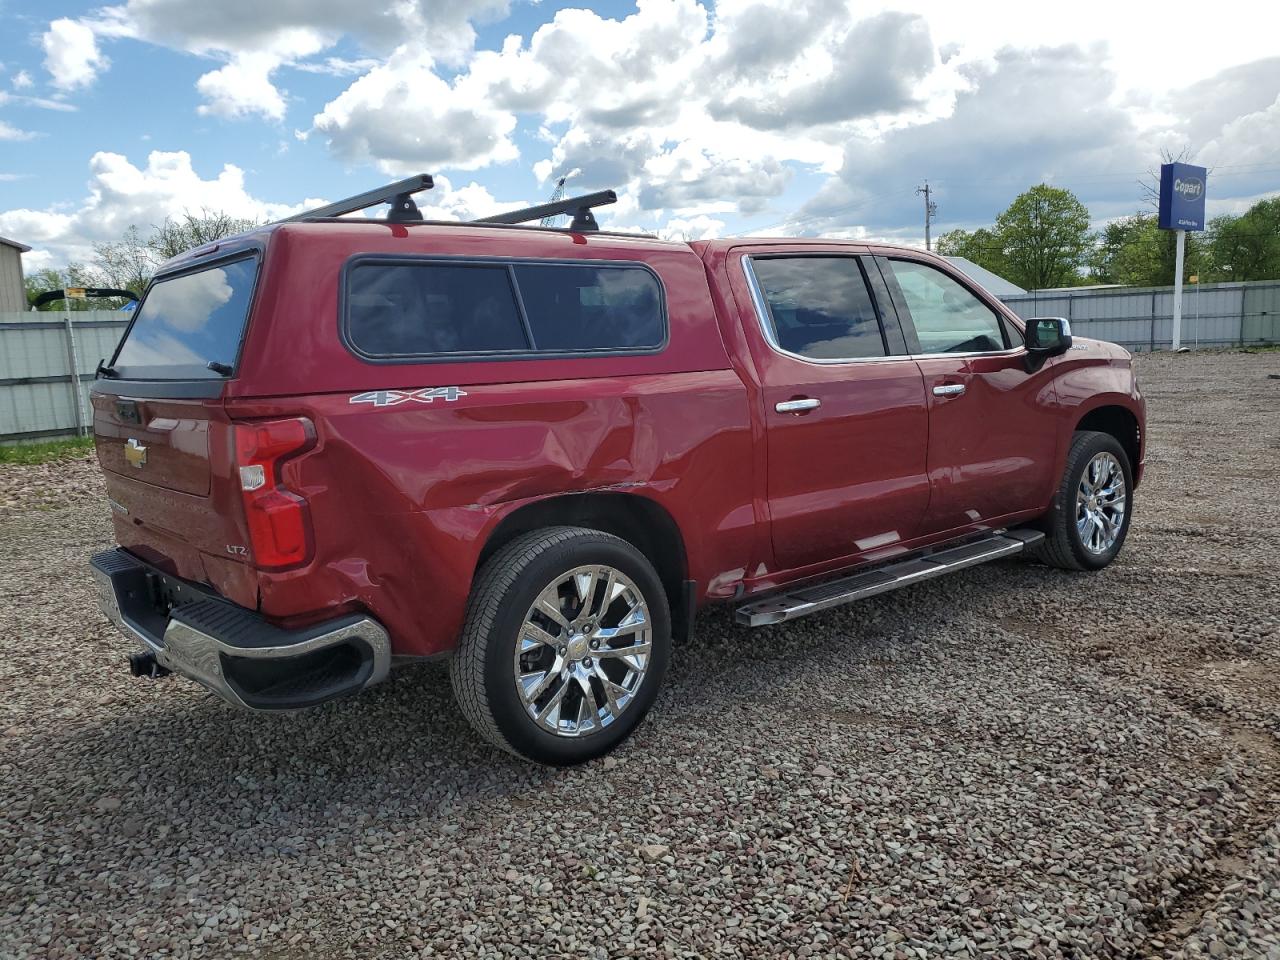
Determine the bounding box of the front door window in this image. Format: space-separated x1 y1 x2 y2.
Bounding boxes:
887 259 1010 355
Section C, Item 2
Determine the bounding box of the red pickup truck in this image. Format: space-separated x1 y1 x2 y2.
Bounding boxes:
89 176 1144 764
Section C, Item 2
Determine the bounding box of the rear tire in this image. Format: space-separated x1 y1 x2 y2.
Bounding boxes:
1031 430 1133 571
450 526 670 765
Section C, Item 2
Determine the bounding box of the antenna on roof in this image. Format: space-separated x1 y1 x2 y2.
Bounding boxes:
279 173 434 224
473 189 616 233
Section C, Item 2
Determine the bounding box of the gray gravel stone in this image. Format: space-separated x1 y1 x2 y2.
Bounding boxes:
1 350 1279 958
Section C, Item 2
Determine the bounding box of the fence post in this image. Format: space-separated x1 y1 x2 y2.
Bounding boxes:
1239 285 1247 347
1149 291 1157 352
62 314 86 437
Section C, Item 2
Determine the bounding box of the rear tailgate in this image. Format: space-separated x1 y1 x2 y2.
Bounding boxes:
91 248 263 603
95 396 212 496
91 388 262 606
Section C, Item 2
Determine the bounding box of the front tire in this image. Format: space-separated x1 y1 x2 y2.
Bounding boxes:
1031 430 1133 571
450 526 670 765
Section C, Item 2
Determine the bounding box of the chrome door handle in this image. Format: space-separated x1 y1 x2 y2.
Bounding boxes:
775 398 821 413
932 383 966 398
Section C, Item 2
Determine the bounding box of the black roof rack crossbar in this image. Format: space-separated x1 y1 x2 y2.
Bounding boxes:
473 190 616 232
279 173 434 224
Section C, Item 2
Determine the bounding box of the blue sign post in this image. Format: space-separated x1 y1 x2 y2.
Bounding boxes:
1158 162 1208 349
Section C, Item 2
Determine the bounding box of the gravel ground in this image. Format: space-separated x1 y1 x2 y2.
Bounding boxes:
1 349 1278 959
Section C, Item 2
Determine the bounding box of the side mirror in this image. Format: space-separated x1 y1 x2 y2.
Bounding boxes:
1024 317 1072 371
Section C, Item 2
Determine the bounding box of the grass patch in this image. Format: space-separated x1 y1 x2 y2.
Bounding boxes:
0 436 95 466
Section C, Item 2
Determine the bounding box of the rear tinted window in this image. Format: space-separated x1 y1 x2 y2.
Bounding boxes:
113 256 257 378
750 257 887 360
345 259 666 359
346 263 527 357
514 264 664 351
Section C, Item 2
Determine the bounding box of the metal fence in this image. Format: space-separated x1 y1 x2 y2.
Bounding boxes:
999 280 1280 351
0 312 129 442
2 279 1279 442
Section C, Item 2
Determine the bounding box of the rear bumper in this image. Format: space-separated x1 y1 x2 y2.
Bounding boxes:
90 549 391 710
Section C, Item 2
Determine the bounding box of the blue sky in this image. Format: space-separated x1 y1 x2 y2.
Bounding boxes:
2 0 1279 271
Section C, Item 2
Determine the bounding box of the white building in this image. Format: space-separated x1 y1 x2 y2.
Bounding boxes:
0 236 30 312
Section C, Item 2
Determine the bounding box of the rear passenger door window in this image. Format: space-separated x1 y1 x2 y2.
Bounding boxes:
886 259 1009 355
344 259 666 360
749 257 888 360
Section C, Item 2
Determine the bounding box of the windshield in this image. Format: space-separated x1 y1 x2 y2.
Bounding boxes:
113 255 258 379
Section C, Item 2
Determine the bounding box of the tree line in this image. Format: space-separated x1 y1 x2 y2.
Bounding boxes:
937 184 1280 291
24 210 259 310
22 183 1280 308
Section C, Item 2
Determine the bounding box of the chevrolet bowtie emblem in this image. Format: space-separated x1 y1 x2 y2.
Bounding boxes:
124 438 148 469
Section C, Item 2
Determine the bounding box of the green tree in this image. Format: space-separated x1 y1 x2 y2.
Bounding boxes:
994 184 1093 289
25 210 262 310
148 209 260 262
1204 199 1280 281
1089 213 1207 286
935 227 1009 279
91 225 153 295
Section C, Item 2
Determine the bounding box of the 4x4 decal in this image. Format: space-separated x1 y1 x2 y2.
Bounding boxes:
349 387 468 408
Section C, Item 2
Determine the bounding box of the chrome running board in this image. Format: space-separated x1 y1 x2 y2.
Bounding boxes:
735 530 1045 627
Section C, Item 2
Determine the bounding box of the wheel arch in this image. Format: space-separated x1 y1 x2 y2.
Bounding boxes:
1074 403 1141 480
477 492 693 639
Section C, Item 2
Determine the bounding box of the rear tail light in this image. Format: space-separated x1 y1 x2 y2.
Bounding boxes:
233 417 316 569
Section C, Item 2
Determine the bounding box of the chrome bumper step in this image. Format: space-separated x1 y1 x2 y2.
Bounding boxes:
735 530 1044 627
90 549 392 710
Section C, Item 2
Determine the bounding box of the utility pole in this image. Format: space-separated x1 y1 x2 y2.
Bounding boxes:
917 181 937 251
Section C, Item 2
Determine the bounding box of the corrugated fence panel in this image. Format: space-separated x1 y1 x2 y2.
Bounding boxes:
1001 281 1279 352
0 313 130 440
73 323 129 371
3 284 1280 441
1075 291 1153 349
1177 286 1244 347
1 381 81 436
0 324 70 379
1243 284 1280 345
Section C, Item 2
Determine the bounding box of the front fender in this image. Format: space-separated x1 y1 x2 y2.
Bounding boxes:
1045 339 1146 486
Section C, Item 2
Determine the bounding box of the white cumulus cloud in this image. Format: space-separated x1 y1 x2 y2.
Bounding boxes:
0 151 318 267
196 52 293 120
42 18 110 91
0 153 519 271
310 47 519 173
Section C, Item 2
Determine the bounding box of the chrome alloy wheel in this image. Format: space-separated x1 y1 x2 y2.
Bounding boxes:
1076 451 1127 555
513 564 652 737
